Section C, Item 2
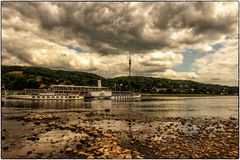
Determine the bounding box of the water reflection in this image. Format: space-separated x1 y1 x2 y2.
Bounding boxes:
3 99 86 109
2 99 114 111
2 96 238 118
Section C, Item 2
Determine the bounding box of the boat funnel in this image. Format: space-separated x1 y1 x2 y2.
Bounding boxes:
98 79 102 88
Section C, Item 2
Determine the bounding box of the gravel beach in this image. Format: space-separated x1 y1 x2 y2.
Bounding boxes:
1 107 239 159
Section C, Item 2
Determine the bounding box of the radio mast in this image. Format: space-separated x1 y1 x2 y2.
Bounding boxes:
129 52 131 77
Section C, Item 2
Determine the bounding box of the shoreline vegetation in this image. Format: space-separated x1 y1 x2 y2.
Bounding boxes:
2 66 238 96
140 93 234 97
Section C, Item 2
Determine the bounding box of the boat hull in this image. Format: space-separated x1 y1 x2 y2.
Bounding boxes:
6 95 84 100
111 94 141 99
84 96 112 100
132 94 141 98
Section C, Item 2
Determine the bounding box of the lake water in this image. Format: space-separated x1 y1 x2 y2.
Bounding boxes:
2 96 238 119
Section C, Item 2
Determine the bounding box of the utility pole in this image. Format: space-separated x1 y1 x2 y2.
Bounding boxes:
129 52 131 77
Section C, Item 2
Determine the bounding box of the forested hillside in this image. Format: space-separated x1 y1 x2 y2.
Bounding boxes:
1 66 238 95
2 66 103 90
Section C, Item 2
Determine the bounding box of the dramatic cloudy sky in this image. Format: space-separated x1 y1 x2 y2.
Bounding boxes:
2 2 238 86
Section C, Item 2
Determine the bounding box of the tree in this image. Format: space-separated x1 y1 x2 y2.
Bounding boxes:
11 77 27 90
26 79 40 89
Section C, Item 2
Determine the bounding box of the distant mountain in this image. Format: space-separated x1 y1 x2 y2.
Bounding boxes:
1 66 238 95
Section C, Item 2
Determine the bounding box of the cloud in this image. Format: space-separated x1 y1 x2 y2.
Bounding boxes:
193 36 238 86
132 51 183 74
2 2 238 86
2 2 237 55
2 27 183 78
151 69 198 80
2 28 97 71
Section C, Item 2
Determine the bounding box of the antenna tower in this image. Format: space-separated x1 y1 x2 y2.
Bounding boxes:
129 52 131 77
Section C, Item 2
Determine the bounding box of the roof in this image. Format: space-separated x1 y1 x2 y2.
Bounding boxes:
49 84 109 89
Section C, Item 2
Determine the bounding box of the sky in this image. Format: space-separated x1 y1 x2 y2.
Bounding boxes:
2 2 238 86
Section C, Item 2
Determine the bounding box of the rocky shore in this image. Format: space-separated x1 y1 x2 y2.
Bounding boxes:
1 108 239 159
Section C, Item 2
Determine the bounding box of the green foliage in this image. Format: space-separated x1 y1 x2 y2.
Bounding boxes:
11 77 27 90
27 79 40 89
2 66 103 90
1 66 238 95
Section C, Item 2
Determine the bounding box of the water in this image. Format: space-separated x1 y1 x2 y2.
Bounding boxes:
2 96 238 118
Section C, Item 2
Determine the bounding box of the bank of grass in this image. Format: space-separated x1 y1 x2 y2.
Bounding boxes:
6 71 24 77
141 93 221 97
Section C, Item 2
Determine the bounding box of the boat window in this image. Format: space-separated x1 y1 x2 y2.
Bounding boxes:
47 96 50 98
37 96 40 98
33 96 35 98
61 96 63 98
56 96 59 98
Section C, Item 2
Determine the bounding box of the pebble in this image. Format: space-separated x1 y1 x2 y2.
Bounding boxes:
132 151 141 157
78 151 87 156
135 155 143 159
103 133 112 137
69 127 76 132
37 153 44 157
65 147 73 153
87 146 99 151
148 145 153 149
104 109 110 112
104 151 110 156
3 146 9 150
34 121 41 125
87 155 95 159
98 155 107 159
27 151 32 155
33 133 38 136
26 136 39 141
125 154 132 159
76 144 82 149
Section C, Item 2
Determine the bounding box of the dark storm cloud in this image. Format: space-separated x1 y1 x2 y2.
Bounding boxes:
151 2 235 38
2 2 237 55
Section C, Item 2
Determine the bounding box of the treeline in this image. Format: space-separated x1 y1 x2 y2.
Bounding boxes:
106 77 238 95
2 66 103 90
1 66 238 95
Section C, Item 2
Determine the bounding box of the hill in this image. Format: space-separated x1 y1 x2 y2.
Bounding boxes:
2 66 104 90
1 66 238 95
